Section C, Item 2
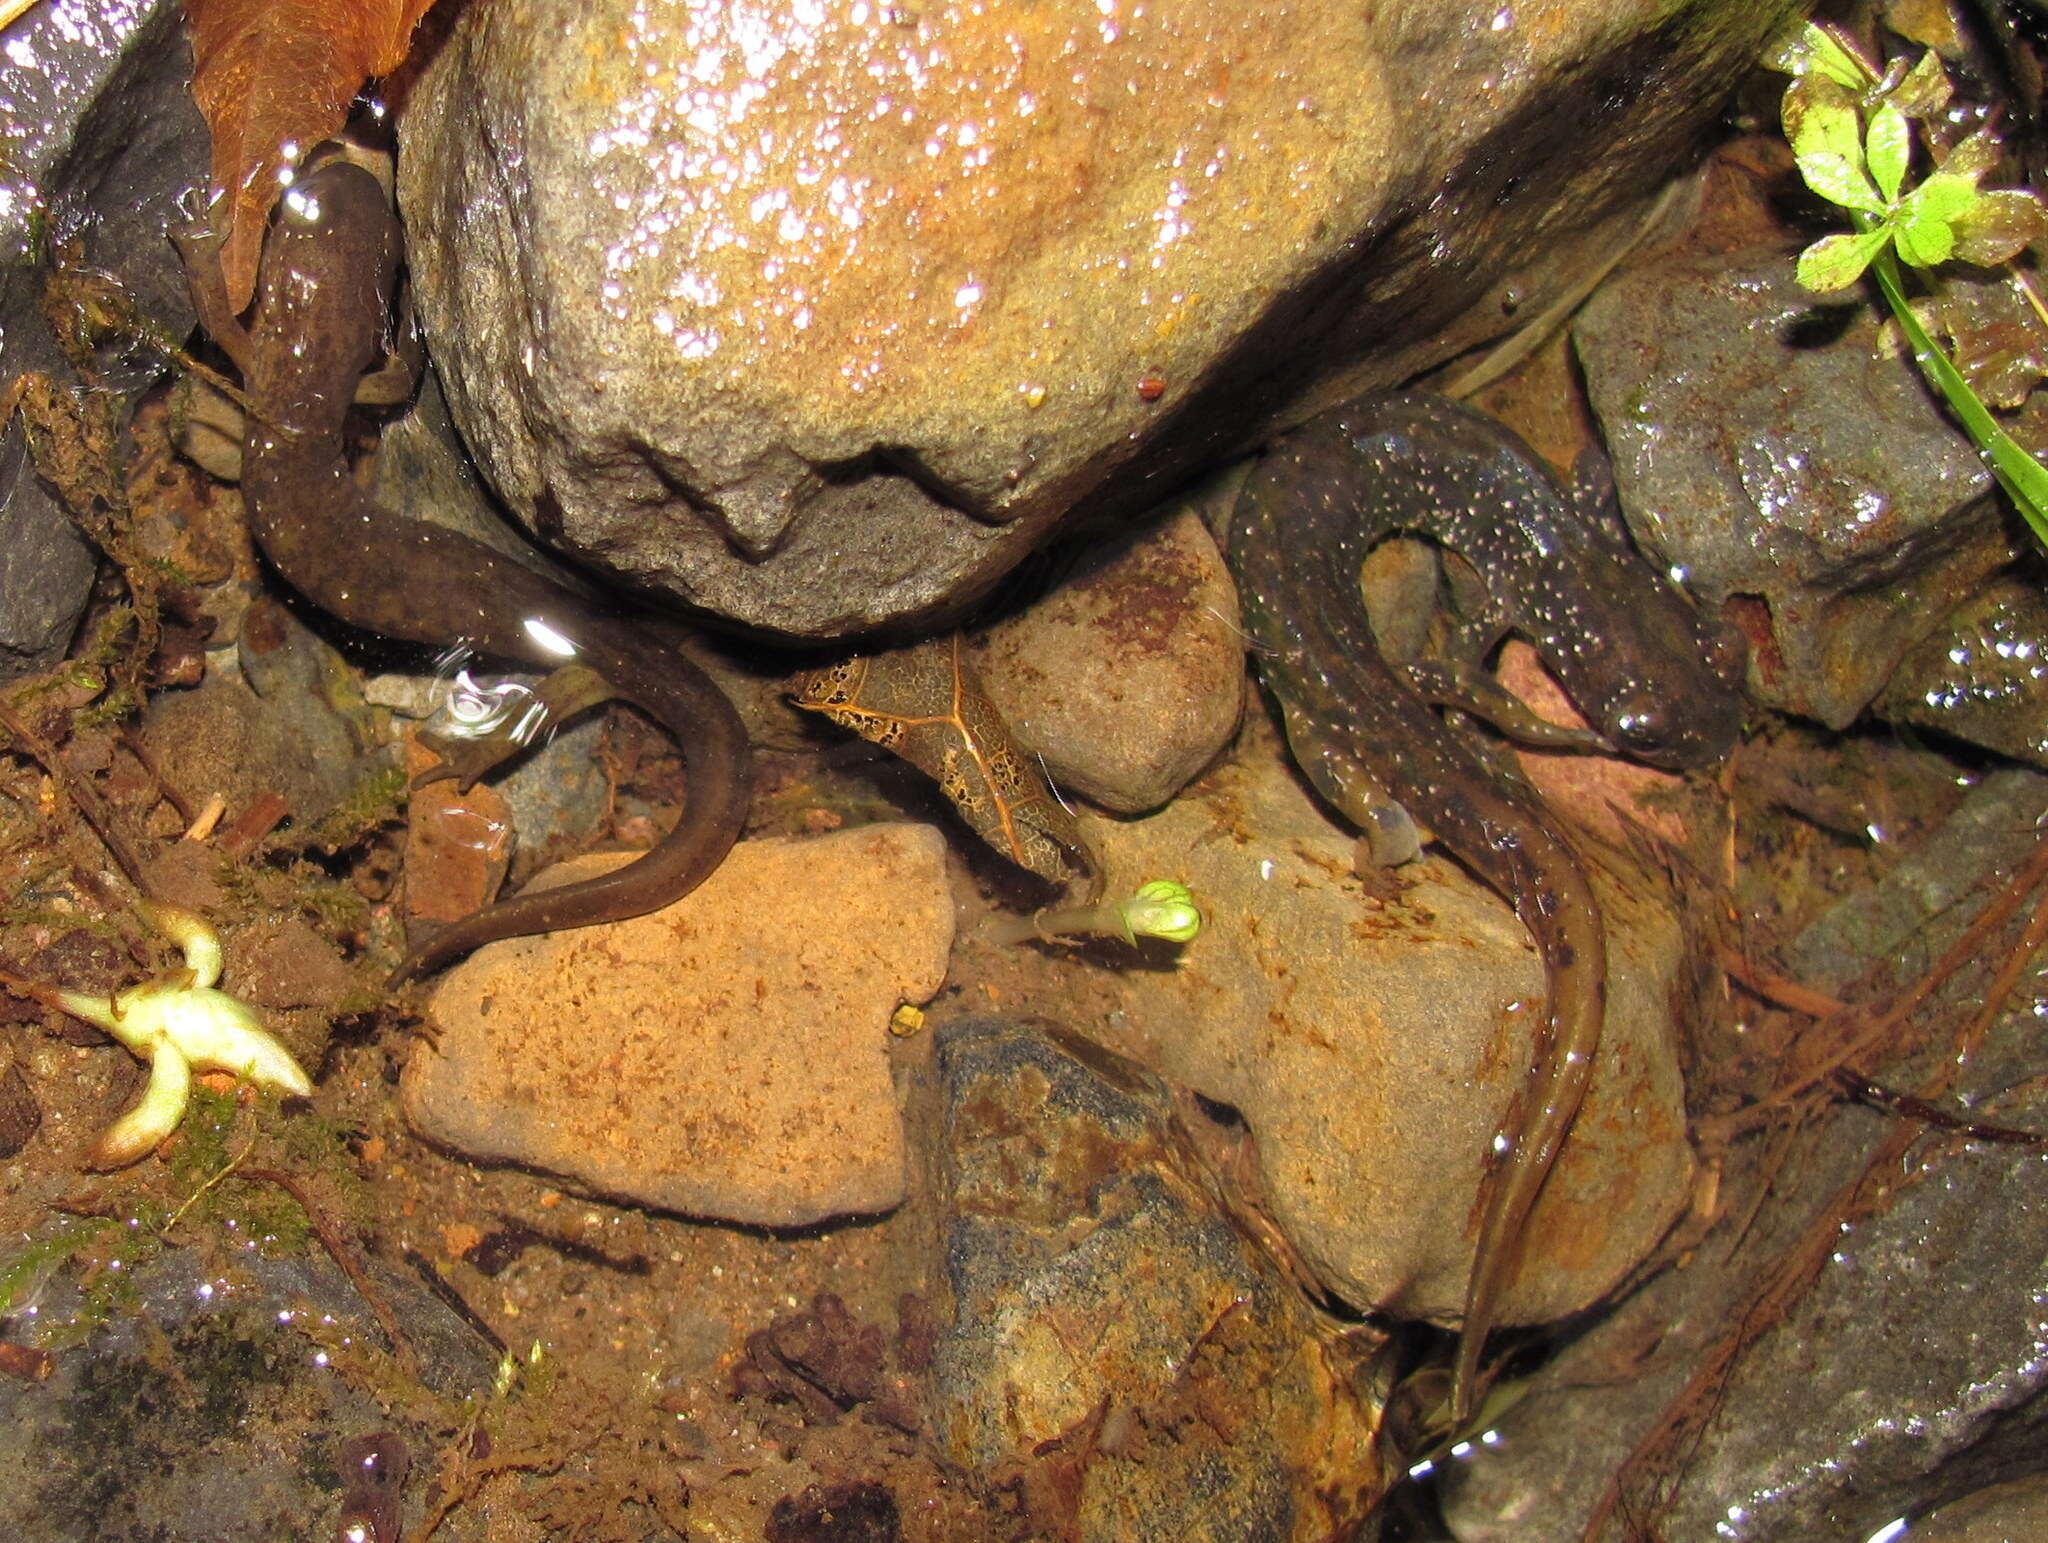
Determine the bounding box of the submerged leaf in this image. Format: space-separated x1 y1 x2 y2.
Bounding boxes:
1888 47 1953 121
791 635 1100 897
1951 189 2048 267
1767 20 1876 91
184 0 439 312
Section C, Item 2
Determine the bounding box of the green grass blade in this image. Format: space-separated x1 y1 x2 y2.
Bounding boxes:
1867 250 2048 549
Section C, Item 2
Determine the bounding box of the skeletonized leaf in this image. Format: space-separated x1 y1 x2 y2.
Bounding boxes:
791 635 1100 897
185 0 439 313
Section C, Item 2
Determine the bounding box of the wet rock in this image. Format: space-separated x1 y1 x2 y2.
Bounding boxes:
0 0 207 675
403 824 954 1227
972 507 1244 814
400 739 516 939
765 1481 902 1543
1081 719 1696 1326
1877 577 2048 770
399 0 1794 638
1913 1476 2048 1543
1783 766 2048 983
137 594 393 835
1439 769 2048 1542
0 1243 494 1542
1575 246 2012 727
367 360 567 576
222 915 356 1014
135 669 378 836
927 1017 1381 1542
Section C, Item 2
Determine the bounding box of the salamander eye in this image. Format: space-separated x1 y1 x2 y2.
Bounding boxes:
279 182 328 227
1609 706 1678 760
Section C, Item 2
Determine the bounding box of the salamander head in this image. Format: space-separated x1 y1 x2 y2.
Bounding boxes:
1581 603 1746 770
248 143 401 388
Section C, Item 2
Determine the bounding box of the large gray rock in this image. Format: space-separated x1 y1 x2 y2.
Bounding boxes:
1575 246 2013 728
927 1018 1382 1543
1878 577 2048 770
0 0 208 674
0 1244 494 1542
1440 770 2048 1541
398 0 1798 639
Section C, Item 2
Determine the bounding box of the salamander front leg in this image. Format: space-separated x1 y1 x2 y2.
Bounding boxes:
168 195 257 381
415 663 616 793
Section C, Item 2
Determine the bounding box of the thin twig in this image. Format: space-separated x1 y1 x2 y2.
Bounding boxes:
1711 831 2048 1138
0 693 154 894
240 1166 420 1381
1588 832 2048 1539
1831 1069 2048 1147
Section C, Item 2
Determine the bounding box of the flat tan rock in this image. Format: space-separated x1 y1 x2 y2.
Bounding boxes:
1087 721 1696 1327
401 824 953 1226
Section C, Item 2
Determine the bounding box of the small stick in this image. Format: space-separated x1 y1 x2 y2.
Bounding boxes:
0 694 154 894
241 1166 419 1381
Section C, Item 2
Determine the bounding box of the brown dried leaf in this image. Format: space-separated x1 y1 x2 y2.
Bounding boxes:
792 634 1099 893
184 0 439 313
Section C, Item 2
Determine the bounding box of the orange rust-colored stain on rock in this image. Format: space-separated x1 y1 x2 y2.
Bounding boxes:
1721 594 1781 683
1266 1005 1342 1057
1471 995 1537 1085
1081 547 1204 655
954 1064 1162 1222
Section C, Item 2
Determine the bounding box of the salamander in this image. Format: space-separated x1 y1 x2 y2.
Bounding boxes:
176 145 752 985
1226 390 1740 1424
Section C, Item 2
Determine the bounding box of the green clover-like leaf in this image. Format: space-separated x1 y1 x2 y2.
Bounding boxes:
1865 101 1912 203
1893 207 1956 269
1893 171 1980 268
1784 75 1886 215
1768 21 1876 89
1796 227 1891 291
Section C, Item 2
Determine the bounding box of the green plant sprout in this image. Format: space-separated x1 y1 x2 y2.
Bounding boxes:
0 902 311 1169
1771 20 2048 547
987 879 1203 947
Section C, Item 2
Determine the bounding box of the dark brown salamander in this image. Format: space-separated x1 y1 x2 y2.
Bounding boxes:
176 148 751 985
1227 391 1740 1424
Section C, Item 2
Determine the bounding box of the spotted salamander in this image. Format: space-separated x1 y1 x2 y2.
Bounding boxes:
1227 390 1740 1422
176 147 752 985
